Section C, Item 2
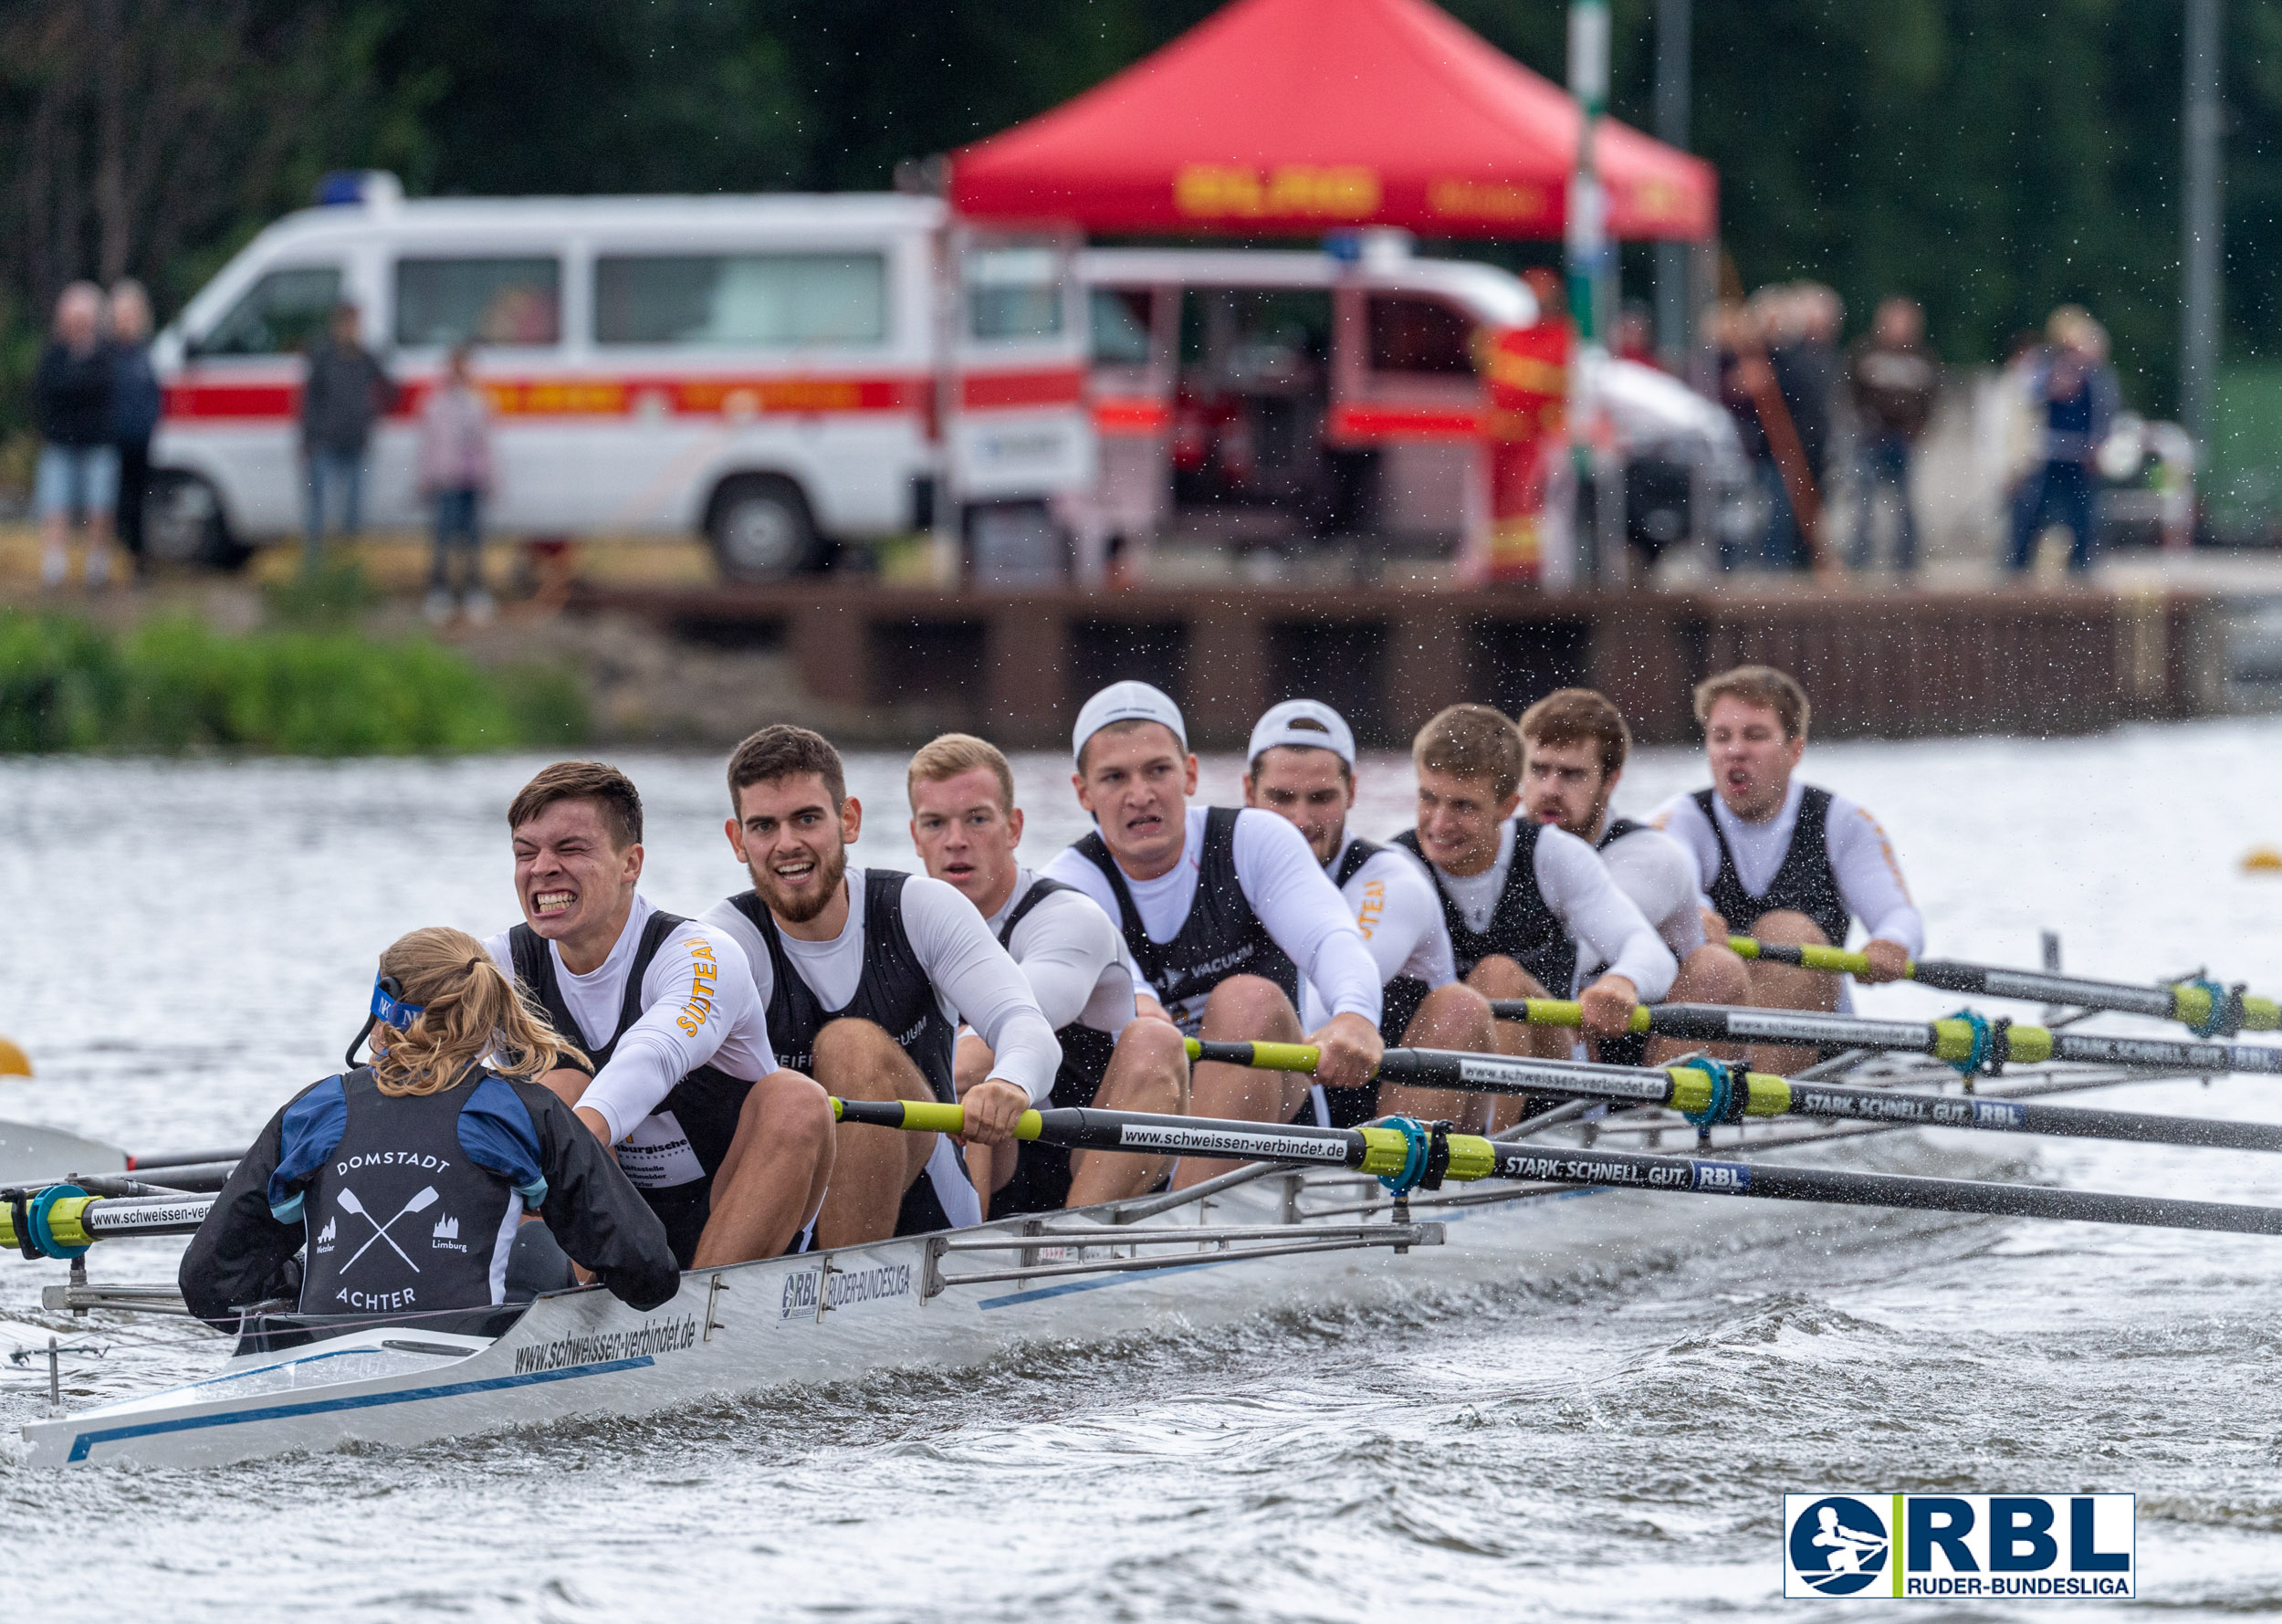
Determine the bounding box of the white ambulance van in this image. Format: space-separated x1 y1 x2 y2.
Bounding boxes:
146 173 1093 579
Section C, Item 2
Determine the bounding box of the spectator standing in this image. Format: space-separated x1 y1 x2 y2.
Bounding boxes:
1845 297 1940 575
1766 284 1841 572
34 282 119 591
417 343 496 625
299 301 393 577
2007 307 2120 575
108 279 162 581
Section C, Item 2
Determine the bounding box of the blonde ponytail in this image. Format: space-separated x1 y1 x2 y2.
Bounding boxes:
369 927 586 1097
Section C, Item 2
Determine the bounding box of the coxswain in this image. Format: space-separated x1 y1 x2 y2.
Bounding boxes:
488 761 833 1268
1042 682 1384 1186
1651 665 1922 1072
1395 703 1676 1126
181 927 679 1331
1516 688 1752 1065
907 732 1190 1214
1240 699 1498 1128
704 725 1063 1247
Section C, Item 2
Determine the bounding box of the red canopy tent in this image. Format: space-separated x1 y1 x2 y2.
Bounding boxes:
949 0 1714 241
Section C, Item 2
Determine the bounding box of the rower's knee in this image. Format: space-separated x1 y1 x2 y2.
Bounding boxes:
1464 955 1547 1001
1199 974 1300 1041
1404 982 1493 1051
1109 1017 1191 1111
1750 911 1828 949
1674 943 1753 1007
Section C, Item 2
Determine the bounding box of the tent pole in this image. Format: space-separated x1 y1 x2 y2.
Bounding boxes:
2179 0 2224 446
1653 0 1693 370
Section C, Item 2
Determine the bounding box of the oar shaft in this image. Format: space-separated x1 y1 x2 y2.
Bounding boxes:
0 1190 215 1254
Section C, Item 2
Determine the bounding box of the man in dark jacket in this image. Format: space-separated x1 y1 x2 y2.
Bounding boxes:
35 282 119 591
1845 298 1939 574
299 301 393 576
108 279 163 578
2007 307 2121 575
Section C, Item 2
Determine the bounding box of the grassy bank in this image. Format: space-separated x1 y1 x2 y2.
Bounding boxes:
0 609 586 755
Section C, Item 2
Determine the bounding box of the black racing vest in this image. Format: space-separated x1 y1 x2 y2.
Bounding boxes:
298 1068 518 1319
1392 822 1575 998
999 876 1118 1110
1693 785 1851 948
1599 816 1648 849
731 869 958 1105
509 909 752 1189
1075 806 1301 1030
1334 835 1431 1044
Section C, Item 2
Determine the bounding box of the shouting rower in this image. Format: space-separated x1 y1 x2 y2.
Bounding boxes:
907 732 1190 1214
1240 699 1496 1127
1652 665 1922 1072
1516 688 1751 1064
704 725 1062 1247
1395 704 1676 1125
488 761 832 1269
183 927 680 1331
1042 681 1384 1187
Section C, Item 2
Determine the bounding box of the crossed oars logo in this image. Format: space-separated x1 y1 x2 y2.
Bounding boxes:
337 1186 439 1273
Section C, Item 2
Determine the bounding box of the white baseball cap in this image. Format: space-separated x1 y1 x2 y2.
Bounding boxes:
1073 680 1188 766
1247 699 1356 769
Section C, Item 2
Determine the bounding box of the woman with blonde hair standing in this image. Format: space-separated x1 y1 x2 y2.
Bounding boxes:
182 927 679 1331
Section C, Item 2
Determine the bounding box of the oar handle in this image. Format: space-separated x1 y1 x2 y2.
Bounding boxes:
831 1097 1046 1141
1184 1038 1323 1073
1728 936 1905 977
1486 999 1652 1033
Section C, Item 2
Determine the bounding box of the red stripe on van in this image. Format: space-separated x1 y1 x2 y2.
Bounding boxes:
1092 397 1171 435
163 370 1085 422
961 368 1085 410
1327 403 1480 442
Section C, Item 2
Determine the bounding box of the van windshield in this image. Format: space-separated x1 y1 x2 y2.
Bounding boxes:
968 247 1064 342
395 257 560 347
195 266 342 356
595 254 886 347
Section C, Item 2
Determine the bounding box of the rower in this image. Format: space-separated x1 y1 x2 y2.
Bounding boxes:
487 761 833 1269
1395 703 1676 1126
907 732 1190 1214
704 725 1063 1247
1240 699 1497 1128
1516 687 1752 1064
1041 681 1384 1188
1651 665 1923 1073
182 927 680 1331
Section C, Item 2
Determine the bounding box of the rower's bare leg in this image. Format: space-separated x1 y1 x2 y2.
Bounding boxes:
1741 910 1837 1074
1377 982 1495 1134
1172 975 1309 1189
1067 1017 1190 1206
1642 942 1755 1067
954 1032 1015 1221
812 1017 939 1247
693 1069 835 1266
1465 955 1569 1131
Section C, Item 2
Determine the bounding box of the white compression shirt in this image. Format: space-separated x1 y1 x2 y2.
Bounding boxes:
1040 806 1384 1029
701 866 1064 1106
1598 823 1709 966
983 869 1141 1048
482 894 780 1152
1298 835 1457 1031
1400 820 1678 1001
1651 781 1924 953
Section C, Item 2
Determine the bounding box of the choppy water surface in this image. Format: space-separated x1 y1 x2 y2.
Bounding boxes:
6 724 2282 1618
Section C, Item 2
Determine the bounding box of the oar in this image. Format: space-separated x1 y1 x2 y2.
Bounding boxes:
1182 1038 2282 1157
1 1189 216 1256
830 1097 2282 1240
1491 999 2282 1077
1727 937 2280 1036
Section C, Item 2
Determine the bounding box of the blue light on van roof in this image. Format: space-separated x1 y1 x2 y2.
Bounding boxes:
314 172 368 206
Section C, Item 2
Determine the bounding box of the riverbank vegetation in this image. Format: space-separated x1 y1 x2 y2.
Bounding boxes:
0 609 586 755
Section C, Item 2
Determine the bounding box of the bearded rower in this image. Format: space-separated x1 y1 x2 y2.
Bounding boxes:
906 732 1190 1215
703 725 1062 1248
1516 688 1752 1065
1396 703 1676 1126
488 761 833 1269
1651 665 1922 1073
1240 699 1498 1129
1041 682 1384 1189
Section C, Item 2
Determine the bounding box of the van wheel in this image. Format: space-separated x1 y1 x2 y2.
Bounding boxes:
707 476 820 581
144 470 251 571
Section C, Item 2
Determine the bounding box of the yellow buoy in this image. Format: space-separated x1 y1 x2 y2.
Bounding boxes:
0 1034 30 1077
2245 847 2282 875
